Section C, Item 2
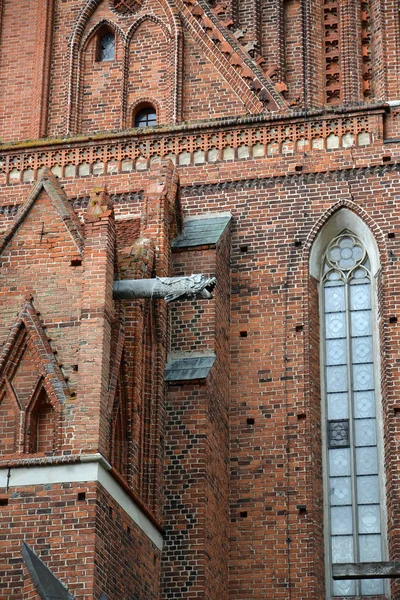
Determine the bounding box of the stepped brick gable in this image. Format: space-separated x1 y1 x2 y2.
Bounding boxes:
2 1 400 599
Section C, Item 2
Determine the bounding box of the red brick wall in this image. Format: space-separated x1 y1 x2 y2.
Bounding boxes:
0 480 160 600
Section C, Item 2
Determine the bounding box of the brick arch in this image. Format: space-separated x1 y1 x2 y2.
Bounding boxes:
24 377 62 454
80 18 125 52
303 198 388 274
128 97 162 128
68 0 183 132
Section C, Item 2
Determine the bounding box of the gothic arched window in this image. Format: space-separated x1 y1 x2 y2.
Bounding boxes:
97 30 115 62
321 228 387 597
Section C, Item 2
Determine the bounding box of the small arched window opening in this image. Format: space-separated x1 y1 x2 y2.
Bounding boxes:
97 29 115 62
28 388 54 454
134 105 157 128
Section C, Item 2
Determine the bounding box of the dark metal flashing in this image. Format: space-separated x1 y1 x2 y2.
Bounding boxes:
22 542 75 600
165 353 216 382
172 213 231 249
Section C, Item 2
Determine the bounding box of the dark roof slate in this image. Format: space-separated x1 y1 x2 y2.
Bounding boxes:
165 354 216 381
172 213 231 249
22 542 75 600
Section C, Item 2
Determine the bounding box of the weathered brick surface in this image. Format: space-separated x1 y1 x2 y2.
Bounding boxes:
1 1 400 599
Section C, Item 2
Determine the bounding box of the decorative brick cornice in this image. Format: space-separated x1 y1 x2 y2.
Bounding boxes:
0 111 378 185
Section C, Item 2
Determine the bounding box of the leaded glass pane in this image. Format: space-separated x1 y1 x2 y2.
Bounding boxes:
329 448 351 476
358 504 381 534
350 310 372 337
326 365 348 393
324 284 346 312
357 475 379 505
331 535 354 562
331 506 353 535
330 477 352 506
326 338 347 366
360 578 384 596
359 534 382 562
333 579 356 597
354 391 375 418
349 282 371 310
352 363 374 391
356 446 378 475
355 418 377 447
325 312 346 339
327 393 349 420
351 336 373 364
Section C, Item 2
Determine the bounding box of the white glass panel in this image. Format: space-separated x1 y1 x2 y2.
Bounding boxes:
351 336 373 364
331 506 353 535
325 312 346 339
326 339 347 366
349 282 371 310
351 310 372 337
359 534 382 562
327 393 349 420
352 363 374 391
326 366 348 393
357 475 379 505
356 446 378 475
329 448 351 476
333 579 356 597
330 477 352 506
355 418 377 447
354 391 375 418
331 535 354 563
324 285 346 313
358 504 381 534
360 578 384 596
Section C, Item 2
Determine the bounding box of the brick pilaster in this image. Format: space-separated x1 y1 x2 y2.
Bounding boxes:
76 192 115 456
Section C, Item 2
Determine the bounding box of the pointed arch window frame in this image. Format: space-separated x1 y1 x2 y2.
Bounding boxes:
310 209 389 599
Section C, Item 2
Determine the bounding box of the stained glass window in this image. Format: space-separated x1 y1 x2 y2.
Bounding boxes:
322 231 384 597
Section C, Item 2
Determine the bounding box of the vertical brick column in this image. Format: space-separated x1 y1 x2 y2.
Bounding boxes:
76 191 115 456
340 0 363 104
304 0 324 107
237 0 262 49
32 0 54 138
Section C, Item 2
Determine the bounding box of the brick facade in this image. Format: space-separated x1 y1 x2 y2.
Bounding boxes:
1 1 400 599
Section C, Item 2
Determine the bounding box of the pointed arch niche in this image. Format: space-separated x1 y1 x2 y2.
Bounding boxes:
309 209 389 598
78 20 124 135
67 0 183 134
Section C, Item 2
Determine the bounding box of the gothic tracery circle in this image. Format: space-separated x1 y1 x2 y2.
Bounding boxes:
111 0 143 15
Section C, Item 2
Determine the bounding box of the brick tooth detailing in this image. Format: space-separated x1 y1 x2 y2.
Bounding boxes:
361 0 372 100
324 0 342 105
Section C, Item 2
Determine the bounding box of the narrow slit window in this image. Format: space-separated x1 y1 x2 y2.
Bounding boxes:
322 230 385 597
98 32 115 62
